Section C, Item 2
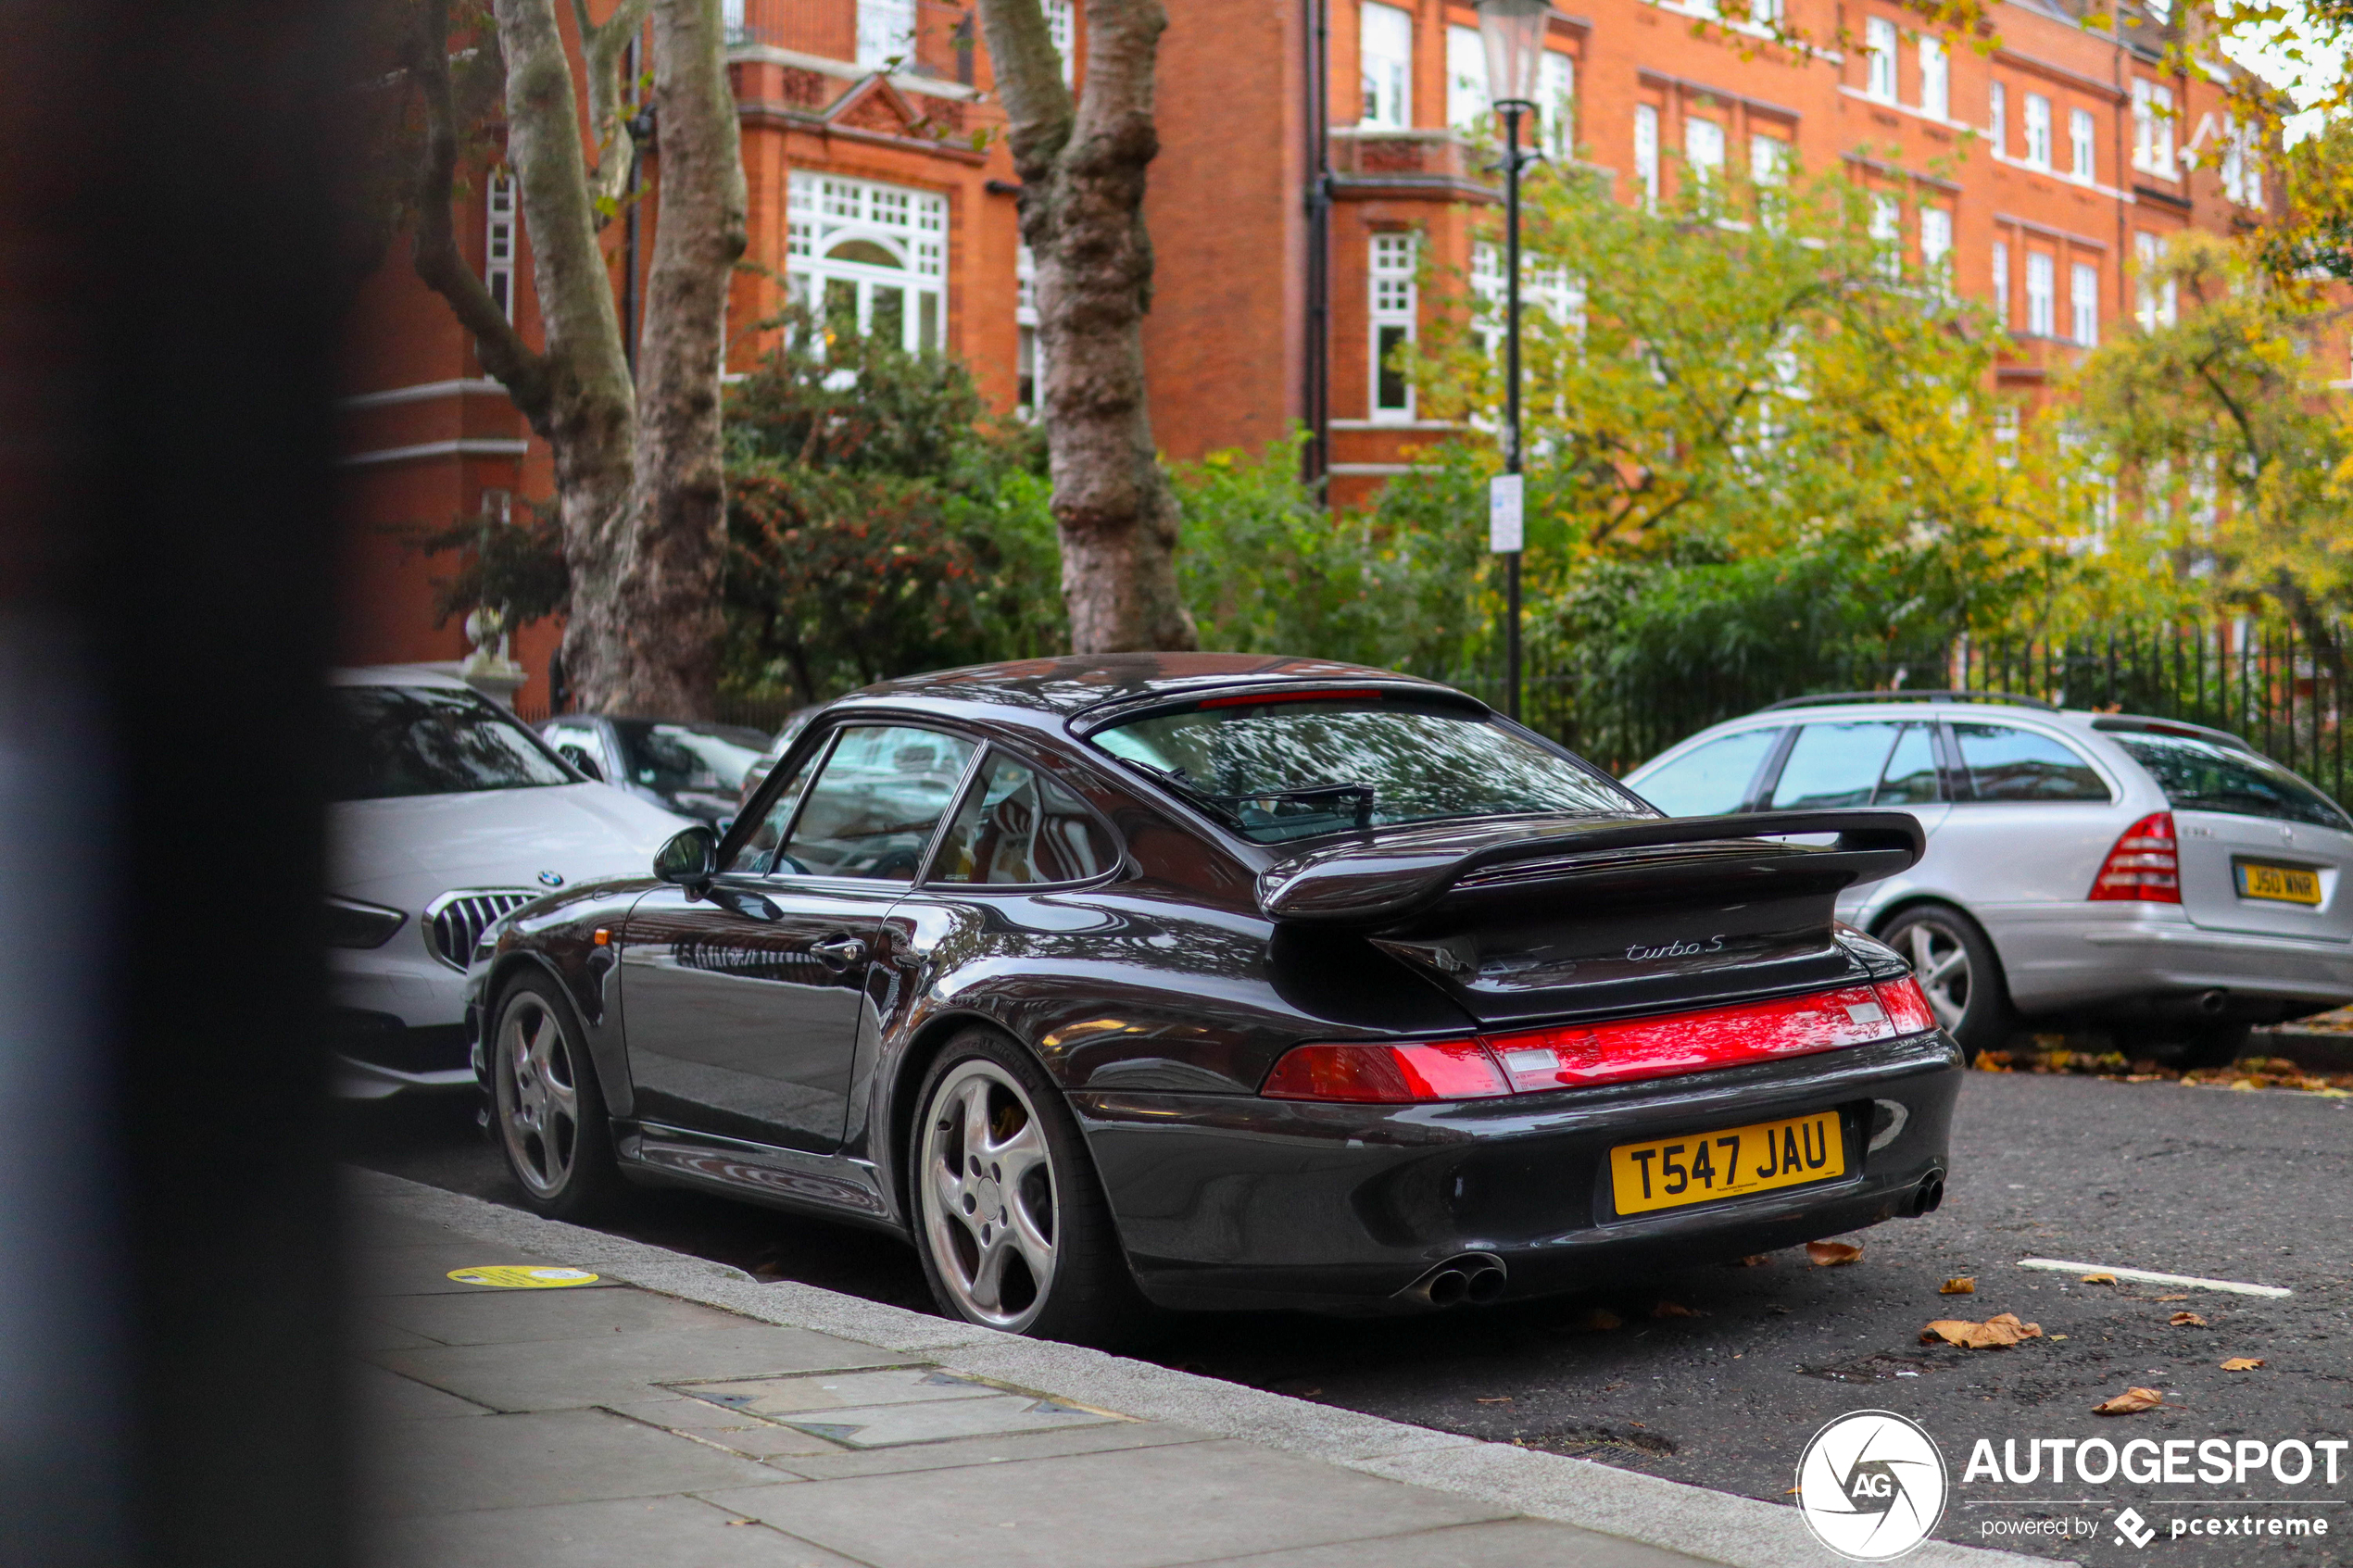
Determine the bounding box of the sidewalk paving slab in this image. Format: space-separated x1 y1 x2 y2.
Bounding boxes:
349 1167 2057 1568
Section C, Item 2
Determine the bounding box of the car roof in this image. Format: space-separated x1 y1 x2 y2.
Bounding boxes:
331 663 475 690
835 654 1467 723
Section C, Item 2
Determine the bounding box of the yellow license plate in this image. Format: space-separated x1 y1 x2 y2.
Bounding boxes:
1609 1111 1846 1216
2236 860 2322 905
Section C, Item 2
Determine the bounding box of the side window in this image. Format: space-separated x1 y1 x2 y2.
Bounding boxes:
1950 723 2109 802
724 739 829 875
1769 721 1903 810
776 725 978 882
1632 728 1781 816
929 752 1119 886
1874 723 1941 805
543 723 608 782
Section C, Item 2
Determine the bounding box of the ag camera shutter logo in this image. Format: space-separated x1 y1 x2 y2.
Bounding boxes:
1797 1410 1949 1560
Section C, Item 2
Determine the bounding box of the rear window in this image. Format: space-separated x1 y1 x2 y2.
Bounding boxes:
1088 696 1643 844
329 685 573 800
1950 723 2109 802
1632 727 1780 816
2108 733 2350 831
610 720 769 794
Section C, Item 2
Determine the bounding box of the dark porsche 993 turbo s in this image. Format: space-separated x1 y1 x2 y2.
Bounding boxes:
466 655 1959 1345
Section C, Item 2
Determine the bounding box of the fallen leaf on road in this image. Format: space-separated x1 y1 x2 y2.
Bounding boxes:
2081 1273 2118 1285
2094 1386 2164 1415
2050 1335 2070 1341
1727 1254 1770 1268
1651 1301 1705 1319
1560 1307 1623 1333
1476 1395 1514 1403
2169 1311 2208 1327
1808 1241 1864 1267
2156 1293 2190 1302
1940 1276 1977 1295
2221 1358 2266 1372
1921 1311 2045 1348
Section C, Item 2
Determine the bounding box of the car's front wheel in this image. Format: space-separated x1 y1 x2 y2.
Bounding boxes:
491 975 621 1221
909 1028 1151 1347
1880 905 2012 1061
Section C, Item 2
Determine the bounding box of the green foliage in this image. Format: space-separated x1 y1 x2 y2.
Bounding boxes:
398 495 571 630
2068 230 2353 647
1171 433 1490 675
720 310 1063 701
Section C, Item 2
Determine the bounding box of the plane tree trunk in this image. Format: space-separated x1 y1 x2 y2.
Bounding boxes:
974 0 1196 653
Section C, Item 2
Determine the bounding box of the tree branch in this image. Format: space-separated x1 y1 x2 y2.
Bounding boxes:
406 0 552 424
576 0 652 227
974 0 1075 182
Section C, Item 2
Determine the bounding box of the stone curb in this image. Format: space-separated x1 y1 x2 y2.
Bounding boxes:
346 1167 2051 1568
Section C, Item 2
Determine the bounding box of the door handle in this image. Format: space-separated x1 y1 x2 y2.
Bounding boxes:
810 935 867 968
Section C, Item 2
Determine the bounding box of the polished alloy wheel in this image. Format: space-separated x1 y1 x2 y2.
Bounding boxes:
497 995 581 1198
918 1060 1060 1331
1902 920 1973 1034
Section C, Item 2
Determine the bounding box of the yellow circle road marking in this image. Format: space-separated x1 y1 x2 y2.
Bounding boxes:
447 1266 600 1288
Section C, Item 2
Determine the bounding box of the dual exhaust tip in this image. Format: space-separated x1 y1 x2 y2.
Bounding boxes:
1911 1171 1946 1216
1400 1252 1508 1309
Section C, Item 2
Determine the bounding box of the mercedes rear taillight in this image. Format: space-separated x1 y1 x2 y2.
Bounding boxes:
2087 811 2179 902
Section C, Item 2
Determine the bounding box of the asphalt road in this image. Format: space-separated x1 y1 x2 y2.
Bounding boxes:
344 1072 2353 1566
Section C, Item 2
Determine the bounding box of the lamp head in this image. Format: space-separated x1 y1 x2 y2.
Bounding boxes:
1476 0 1549 109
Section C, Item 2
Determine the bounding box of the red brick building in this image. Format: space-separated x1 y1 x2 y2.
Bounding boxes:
338 0 2271 703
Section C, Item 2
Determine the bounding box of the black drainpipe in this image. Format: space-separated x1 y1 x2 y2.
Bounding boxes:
1302 0 1331 499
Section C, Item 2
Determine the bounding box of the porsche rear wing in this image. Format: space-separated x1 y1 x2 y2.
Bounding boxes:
1255 810 1925 927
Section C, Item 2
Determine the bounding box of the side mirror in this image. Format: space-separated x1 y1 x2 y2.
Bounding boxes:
653 825 718 893
559 744 604 783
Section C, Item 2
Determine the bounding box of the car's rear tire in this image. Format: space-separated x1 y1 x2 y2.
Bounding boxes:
907 1027 1155 1348
490 975 622 1221
1879 905 2013 1062
2145 1022 2251 1072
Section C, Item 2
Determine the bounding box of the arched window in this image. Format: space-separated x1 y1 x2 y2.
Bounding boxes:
786 171 947 353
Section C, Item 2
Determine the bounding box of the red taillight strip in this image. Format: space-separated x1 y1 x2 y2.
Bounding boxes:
1263 978 1947 1102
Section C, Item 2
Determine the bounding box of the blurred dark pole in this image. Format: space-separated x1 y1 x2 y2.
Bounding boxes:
0 2 355 1567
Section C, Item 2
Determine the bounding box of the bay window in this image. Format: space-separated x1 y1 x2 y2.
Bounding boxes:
786 171 948 355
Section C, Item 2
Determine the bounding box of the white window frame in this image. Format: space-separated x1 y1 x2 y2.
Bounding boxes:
2221 119 2265 208
1993 239 2009 323
2023 93 2052 169
1044 0 1076 84
1634 103 1659 208
1368 232 1418 422
1685 118 1726 185
1869 193 1902 279
2070 261 2098 346
484 169 517 323
1866 18 1897 102
1470 241 1580 361
2133 231 2176 328
2026 250 2055 338
1538 50 1575 157
2070 107 2095 183
856 0 917 69
1360 3 1414 129
1919 36 1948 120
1015 244 1041 418
786 170 949 355
1446 24 1486 132
1749 132 1789 185
1920 207 1953 280
2133 80 2175 177
1989 82 2007 156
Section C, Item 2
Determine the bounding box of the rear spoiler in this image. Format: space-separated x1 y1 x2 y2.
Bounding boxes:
1256 810 1926 926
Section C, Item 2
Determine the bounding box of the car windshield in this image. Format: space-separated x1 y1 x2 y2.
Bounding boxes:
329 685 573 800
2108 732 2350 831
1088 696 1642 844
610 721 769 795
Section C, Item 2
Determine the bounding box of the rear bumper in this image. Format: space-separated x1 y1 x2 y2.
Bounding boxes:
1993 908 2353 1019
1072 1032 1962 1314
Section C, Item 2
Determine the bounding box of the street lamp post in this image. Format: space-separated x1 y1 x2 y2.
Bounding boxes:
1477 0 1546 725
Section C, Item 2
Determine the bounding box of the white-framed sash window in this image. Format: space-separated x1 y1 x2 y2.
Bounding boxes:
1919 37 1948 119
2133 81 2175 176
1634 103 1659 207
1993 239 2010 323
2023 93 2052 169
1866 18 1897 101
2070 260 2098 346
1368 232 1417 420
1361 3 1414 128
786 171 948 354
2070 107 2095 182
484 170 517 321
1685 118 1726 185
856 0 916 69
2026 250 2055 337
